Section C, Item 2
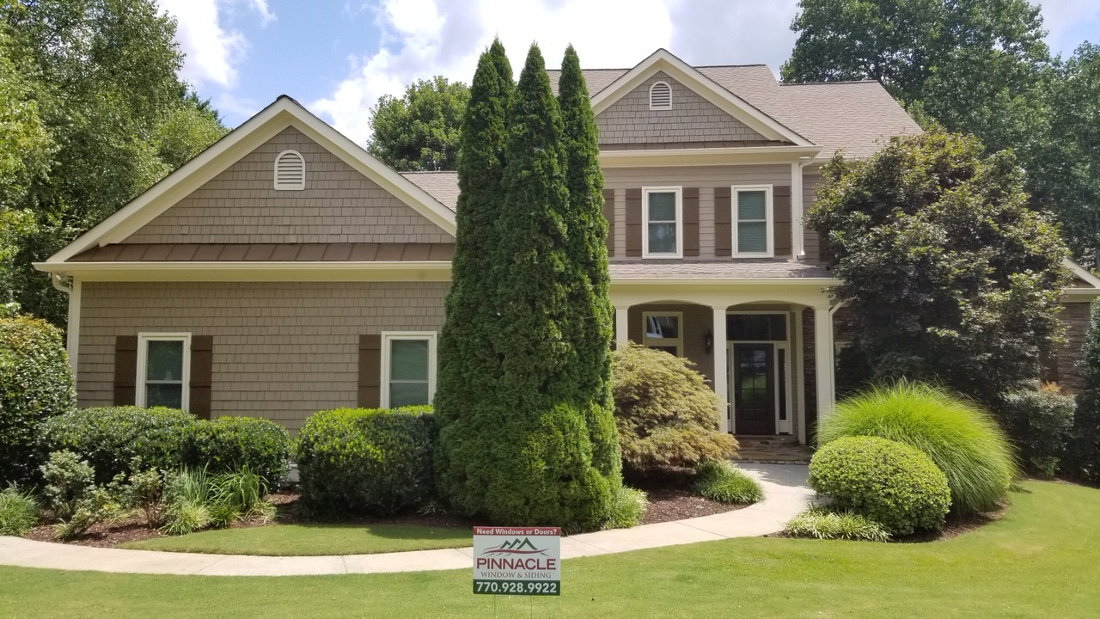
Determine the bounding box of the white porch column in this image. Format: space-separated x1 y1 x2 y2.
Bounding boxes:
614 304 631 347
712 305 730 433
813 305 836 436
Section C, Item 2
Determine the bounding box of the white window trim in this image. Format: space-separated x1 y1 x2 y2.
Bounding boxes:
649 81 672 110
642 186 683 259
641 311 684 357
135 332 191 411
380 331 438 409
732 184 774 258
274 149 305 191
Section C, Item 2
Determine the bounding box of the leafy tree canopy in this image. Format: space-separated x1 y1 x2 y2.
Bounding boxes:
367 76 470 171
807 130 1069 405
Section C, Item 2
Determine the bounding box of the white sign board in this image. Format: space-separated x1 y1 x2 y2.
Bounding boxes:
472 526 561 596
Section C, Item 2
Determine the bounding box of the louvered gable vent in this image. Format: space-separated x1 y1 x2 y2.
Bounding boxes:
274 150 305 190
649 81 672 110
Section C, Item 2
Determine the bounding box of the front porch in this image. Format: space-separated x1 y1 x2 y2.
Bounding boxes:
610 267 841 446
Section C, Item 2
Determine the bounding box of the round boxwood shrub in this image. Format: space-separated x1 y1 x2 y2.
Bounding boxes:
612 344 738 472
818 381 1016 514
0 315 76 485
295 406 438 516
182 416 291 487
39 406 195 484
809 435 951 536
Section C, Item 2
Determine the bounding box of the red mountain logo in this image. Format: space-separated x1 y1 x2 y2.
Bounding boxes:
485 537 546 555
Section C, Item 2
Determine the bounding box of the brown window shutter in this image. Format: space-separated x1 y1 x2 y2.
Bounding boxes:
114 336 138 406
773 185 792 257
683 187 700 257
189 336 213 420
625 188 642 257
715 187 732 257
602 188 615 257
358 334 382 408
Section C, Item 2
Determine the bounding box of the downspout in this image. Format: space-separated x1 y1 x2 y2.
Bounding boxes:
792 157 817 260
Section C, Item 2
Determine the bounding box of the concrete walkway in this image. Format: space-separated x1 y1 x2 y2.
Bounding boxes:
0 463 812 577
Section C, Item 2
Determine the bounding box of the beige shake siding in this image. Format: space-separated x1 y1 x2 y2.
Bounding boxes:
78 281 449 433
596 71 772 148
123 127 452 245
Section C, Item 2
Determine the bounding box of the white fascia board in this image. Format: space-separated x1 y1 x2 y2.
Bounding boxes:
600 145 821 168
32 261 453 283
45 97 456 266
590 49 813 147
1065 258 1100 289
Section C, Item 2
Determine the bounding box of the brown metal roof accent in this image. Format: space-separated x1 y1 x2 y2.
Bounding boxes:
68 243 457 263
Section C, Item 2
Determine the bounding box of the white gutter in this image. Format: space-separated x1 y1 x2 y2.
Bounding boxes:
49 273 79 377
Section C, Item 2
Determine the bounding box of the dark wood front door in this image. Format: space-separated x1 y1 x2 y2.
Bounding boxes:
733 343 776 435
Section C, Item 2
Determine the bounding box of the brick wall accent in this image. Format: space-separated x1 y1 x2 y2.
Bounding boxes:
1052 302 1094 390
802 307 818 443
123 127 453 245
596 72 771 147
78 281 449 433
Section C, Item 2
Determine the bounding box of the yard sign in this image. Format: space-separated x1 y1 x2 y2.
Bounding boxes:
472 526 561 596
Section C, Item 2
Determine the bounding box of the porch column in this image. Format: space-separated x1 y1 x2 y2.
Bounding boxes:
712 305 730 433
614 304 631 347
813 305 836 435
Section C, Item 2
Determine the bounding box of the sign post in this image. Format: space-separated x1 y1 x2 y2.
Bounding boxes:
472 526 561 596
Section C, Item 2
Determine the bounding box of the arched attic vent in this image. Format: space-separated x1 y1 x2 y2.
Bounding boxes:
274 150 305 190
649 81 672 110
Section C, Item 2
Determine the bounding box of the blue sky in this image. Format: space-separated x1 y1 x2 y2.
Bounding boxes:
156 0 1100 145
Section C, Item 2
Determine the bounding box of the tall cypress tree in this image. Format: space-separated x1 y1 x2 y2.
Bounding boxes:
434 40 513 514
482 44 614 527
558 45 622 492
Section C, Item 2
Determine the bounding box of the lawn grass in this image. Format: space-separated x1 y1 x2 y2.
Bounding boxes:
3 481 1098 618
120 523 472 556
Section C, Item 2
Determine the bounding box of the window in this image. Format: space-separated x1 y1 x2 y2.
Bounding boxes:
732 185 773 257
649 81 672 110
381 332 437 408
274 150 305 190
136 333 190 410
642 312 683 356
642 187 682 258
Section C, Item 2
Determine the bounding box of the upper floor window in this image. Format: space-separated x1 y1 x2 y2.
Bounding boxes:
643 187 682 259
381 332 437 408
136 333 191 410
274 150 305 190
649 81 672 110
732 185 773 257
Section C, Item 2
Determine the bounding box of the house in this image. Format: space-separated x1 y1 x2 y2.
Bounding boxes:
35 49 1100 445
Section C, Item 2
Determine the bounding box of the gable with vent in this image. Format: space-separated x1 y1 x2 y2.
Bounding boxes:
596 71 778 149
274 150 305 190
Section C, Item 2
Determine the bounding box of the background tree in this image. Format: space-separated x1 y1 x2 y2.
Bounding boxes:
557 45 621 495
367 76 469 171
1071 304 1100 481
434 41 513 515
0 0 227 323
806 130 1069 405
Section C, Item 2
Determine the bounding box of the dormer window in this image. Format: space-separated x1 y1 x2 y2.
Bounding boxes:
274 150 305 190
649 81 672 110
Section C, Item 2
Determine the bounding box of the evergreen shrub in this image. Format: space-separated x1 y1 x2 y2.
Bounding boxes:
0 315 75 484
295 406 438 516
182 416 290 487
818 381 1016 513
612 344 738 472
40 407 194 484
995 387 1075 478
809 435 951 536
693 460 764 504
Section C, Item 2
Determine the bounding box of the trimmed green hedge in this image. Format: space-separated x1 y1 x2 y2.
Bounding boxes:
995 389 1075 478
809 435 951 536
295 406 437 516
40 407 291 485
182 416 290 487
0 315 75 484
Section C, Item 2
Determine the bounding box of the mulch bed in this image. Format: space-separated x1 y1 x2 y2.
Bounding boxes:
25 468 746 548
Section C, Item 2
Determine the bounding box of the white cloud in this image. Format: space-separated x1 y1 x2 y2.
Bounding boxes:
1037 0 1100 56
311 0 676 145
157 0 278 89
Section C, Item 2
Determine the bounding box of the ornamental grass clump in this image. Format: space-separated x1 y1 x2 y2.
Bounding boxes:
694 460 764 504
819 381 1016 514
809 436 951 536
784 506 891 542
0 485 40 536
604 485 647 530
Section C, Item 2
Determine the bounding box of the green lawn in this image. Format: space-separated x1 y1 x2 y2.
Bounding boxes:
121 523 472 556
3 481 1098 618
